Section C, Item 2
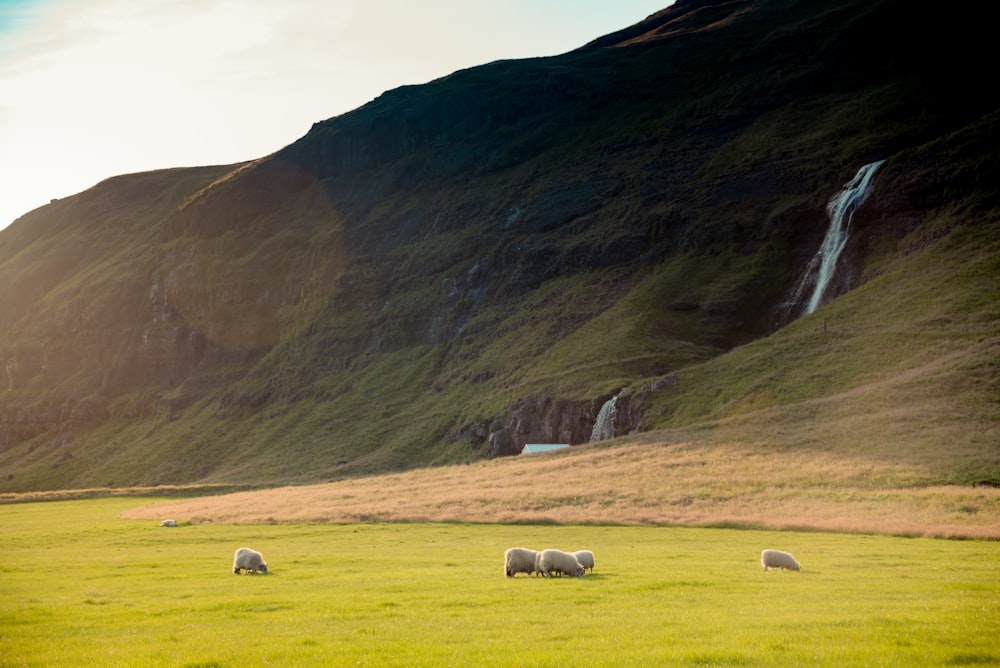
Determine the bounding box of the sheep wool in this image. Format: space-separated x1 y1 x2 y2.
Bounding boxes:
572 550 595 573
504 547 539 577
536 549 586 578
233 547 269 574
761 549 800 571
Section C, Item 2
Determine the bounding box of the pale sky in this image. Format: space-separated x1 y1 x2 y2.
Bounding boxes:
0 0 672 231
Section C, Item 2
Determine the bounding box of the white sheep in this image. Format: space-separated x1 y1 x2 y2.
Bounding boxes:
160 519 177 527
233 547 269 574
572 550 595 573
504 547 539 577
761 549 800 571
536 548 586 578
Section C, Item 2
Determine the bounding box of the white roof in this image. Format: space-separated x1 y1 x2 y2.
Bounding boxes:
520 443 570 454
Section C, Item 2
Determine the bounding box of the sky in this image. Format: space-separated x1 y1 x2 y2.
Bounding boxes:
0 0 673 231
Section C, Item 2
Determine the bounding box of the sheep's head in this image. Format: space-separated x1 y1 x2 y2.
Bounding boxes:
259 564 269 574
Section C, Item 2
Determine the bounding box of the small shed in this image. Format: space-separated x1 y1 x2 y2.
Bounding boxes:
520 443 570 455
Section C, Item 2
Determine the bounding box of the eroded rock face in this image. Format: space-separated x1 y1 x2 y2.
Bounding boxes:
0 398 106 451
484 391 650 457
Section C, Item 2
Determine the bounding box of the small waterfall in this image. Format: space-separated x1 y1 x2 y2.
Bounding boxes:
590 394 618 442
793 160 885 316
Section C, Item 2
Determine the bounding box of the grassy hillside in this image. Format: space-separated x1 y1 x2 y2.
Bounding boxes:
0 0 998 493
122 212 1000 539
14 207 997 538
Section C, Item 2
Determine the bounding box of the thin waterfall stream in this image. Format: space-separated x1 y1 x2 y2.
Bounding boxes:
794 159 885 316
590 394 618 442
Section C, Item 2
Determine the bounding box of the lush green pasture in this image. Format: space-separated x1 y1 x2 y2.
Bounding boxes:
2 498 998 667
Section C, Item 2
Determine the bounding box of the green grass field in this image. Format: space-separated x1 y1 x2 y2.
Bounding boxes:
2 497 998 666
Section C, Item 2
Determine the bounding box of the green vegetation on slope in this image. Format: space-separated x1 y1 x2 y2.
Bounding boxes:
0 0 998 491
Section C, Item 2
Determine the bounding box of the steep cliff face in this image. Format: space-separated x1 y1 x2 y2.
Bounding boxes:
0 0 997 491
0 168 230 447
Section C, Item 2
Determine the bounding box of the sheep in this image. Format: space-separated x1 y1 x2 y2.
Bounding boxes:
504 547 539 577
761 549 800 571
233 547 269 575
160 519 177 527
536 548 586 578
572 550 595 573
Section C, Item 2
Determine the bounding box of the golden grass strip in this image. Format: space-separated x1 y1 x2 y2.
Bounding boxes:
123 439 1000 538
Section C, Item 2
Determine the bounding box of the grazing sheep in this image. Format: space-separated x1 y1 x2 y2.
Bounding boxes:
160 519 177 527
572 550 595 573
536 549 586 578
233 547 268 575
761 549 800 571
504 547 539 577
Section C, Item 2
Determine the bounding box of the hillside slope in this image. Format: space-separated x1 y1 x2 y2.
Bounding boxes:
0 0 997 492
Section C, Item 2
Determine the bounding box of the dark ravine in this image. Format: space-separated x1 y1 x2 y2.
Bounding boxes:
0 0 997 491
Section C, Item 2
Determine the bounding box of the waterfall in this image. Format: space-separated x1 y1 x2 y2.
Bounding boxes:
590 395 618 442
797 159 885 315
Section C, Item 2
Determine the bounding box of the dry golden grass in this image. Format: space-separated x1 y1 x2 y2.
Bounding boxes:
123 436 999 539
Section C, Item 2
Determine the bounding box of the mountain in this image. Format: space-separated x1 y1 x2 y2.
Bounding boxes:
1 0 997 493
